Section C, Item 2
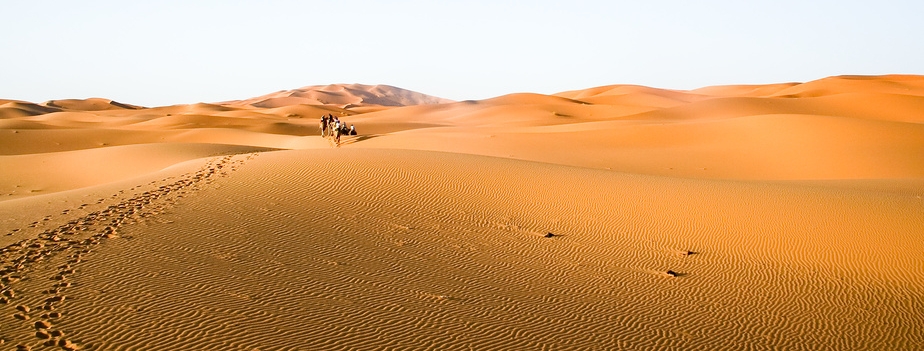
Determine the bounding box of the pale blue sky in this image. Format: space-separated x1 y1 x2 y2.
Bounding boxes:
2 0 922 106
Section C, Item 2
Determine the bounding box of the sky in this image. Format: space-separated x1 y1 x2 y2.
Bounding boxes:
2 0 923 106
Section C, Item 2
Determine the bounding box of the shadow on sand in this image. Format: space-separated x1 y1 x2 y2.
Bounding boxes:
337 134 381 146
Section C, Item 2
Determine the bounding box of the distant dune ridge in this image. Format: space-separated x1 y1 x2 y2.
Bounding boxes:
42 98 144 111
224 83 455 108
1 75 923 350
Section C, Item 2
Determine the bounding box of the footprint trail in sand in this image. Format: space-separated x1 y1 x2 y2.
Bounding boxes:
0 154 254 350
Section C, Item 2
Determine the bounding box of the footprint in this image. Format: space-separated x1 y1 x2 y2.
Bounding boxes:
663 270 683 277
45 296 65 304
59 339 79 351
41 312 62 319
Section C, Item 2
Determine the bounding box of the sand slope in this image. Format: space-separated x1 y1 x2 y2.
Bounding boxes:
0 75 922 350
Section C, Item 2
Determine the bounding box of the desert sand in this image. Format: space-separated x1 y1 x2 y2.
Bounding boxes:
0 77 922 350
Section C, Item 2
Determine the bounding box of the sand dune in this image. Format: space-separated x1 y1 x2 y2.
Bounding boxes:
770 74 924 98
0 101 63 119
690 82 800 97
42 98 143 111
228 83 453 108
0 143 272 199
555 84 709 107
1 75 922 350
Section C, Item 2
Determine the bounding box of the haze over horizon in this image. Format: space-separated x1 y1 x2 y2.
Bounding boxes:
2 0 923 107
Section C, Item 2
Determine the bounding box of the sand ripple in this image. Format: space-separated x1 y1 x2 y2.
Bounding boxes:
1 149 915 350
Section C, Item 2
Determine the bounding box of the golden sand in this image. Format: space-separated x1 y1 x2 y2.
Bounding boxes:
1 78 922 350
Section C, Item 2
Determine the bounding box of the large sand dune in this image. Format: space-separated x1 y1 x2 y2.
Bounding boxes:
1 77 922 350
226 84 454 109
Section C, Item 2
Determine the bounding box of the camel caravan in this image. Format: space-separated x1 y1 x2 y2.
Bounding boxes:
319 114 356 145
